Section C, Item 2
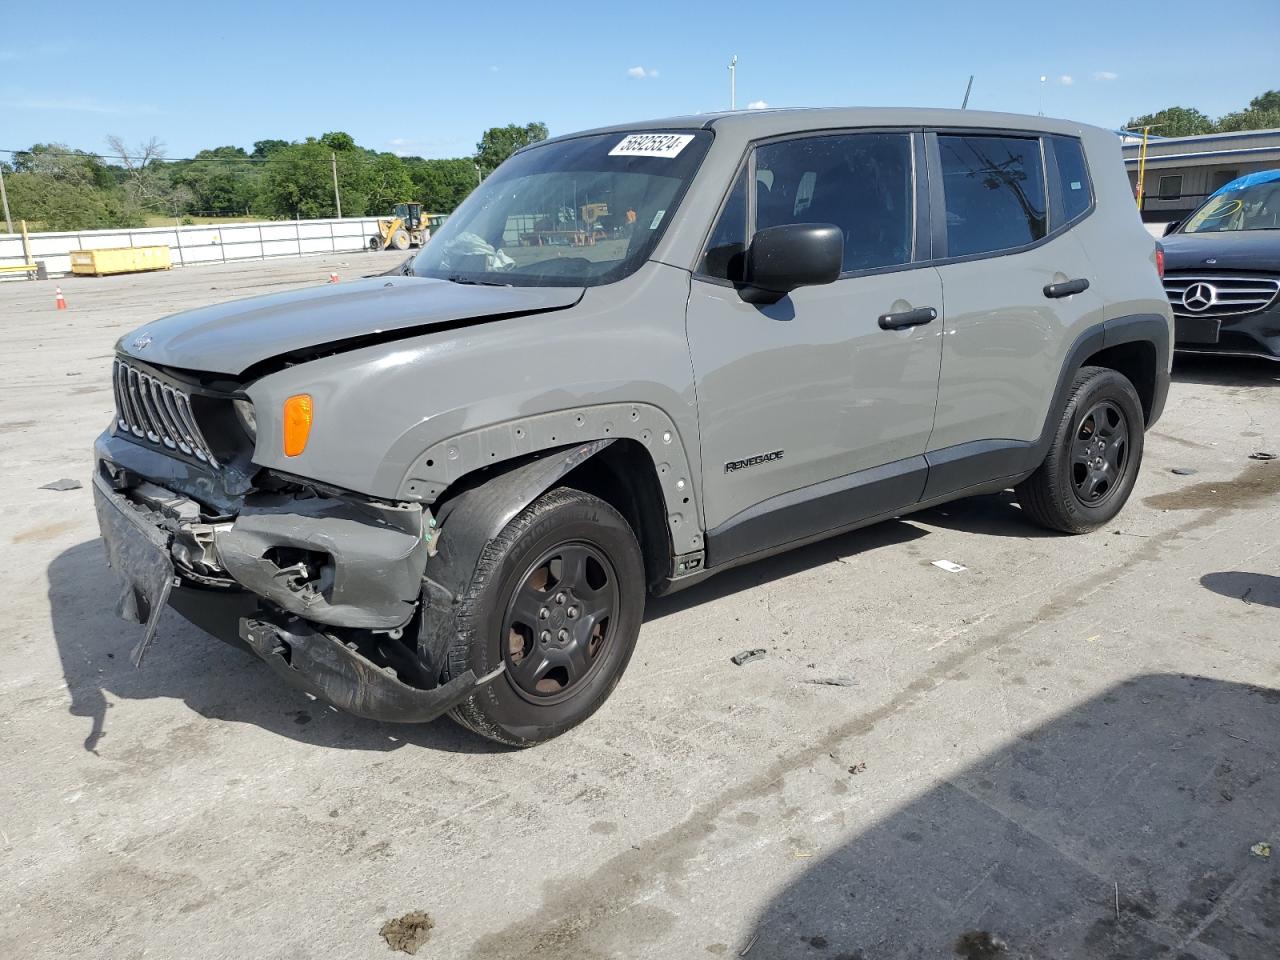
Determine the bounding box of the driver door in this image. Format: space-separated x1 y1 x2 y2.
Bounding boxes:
687 131 944 565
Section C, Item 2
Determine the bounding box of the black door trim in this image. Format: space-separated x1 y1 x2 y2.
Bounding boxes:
705 455 928 568
700 312 1170 572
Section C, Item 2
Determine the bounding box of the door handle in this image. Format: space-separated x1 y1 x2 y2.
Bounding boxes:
1043 278 1090 299
878 306 937 330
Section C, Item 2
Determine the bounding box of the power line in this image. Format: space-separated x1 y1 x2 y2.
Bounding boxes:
0 146 467 165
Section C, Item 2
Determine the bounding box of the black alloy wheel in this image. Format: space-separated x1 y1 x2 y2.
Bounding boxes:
1069 399 1130 506
502 542 619 705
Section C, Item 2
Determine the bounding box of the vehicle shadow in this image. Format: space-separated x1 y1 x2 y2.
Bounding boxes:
644 519 929 622
1201 571 1280 609
48 539 507 756
48 496 1071 755
743 673 1280 958
647 491 1063 623
910 490 1065 541
1172 354 1280 387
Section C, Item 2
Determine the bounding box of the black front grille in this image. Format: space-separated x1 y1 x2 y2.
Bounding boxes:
1162 272 1280 319
112 359 220 468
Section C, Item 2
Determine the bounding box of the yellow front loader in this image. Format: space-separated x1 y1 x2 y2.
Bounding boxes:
369 202 432 251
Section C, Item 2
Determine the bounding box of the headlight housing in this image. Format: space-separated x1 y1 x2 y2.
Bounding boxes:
232 398 257 441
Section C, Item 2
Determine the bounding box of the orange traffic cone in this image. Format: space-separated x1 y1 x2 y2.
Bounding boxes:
55 287 67 310
328 271 339 283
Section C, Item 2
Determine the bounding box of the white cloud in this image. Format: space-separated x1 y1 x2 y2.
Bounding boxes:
1059 75 1074 86
1093 70 1118 81
489 65 500 73
627 65 658 79
0 96 156 114
384 136 469 158
747 100 769 110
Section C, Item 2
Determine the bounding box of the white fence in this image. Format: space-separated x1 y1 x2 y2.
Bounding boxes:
0 216 386 277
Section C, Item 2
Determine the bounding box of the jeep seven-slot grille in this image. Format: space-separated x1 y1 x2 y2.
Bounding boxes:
112 359 220 467
1162 272 1280 319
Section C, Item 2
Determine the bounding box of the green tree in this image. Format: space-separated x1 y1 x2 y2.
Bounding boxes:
175 146 259 216
475 122 549 176
1125 106 1216 138
1246 90 1280 114
1215 108 1280 133
408 158 478 213
319 131 357 152
6 142 140 229
364 153 415 211
251 139 289 158
12 143 112 189
256 139 373 219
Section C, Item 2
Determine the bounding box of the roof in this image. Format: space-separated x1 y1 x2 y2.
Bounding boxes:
529 106 1096 151
1120 127 1280 151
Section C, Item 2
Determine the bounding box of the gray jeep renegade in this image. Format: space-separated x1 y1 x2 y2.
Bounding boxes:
94 108 1172 746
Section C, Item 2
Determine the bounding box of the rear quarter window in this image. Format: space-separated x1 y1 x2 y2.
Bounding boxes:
1047 135 1093 225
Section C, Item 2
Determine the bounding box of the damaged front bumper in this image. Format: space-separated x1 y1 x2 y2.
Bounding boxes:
92 431 494 723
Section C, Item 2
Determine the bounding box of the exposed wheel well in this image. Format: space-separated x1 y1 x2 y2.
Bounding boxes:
559 439 672 592
1081 340 1157 423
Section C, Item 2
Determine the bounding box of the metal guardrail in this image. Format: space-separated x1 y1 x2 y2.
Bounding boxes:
0 216 385 278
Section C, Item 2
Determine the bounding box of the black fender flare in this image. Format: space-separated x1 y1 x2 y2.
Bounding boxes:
1031 313 1170 466
416 439 615 673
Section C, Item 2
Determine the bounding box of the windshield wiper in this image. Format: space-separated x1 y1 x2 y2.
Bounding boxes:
446 275 512 287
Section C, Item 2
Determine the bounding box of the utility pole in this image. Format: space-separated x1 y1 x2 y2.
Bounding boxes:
0 161 12 233
1038 75 1047 116
331 152 342 219
1122 123 1165 212
961 75 974 110
729 55 737 111
474 162 482 186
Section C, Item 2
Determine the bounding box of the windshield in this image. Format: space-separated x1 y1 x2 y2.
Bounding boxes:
410 130 711 286
1182 174 1280 234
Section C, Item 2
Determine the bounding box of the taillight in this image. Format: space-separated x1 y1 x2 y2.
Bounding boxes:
1155 245 1165 278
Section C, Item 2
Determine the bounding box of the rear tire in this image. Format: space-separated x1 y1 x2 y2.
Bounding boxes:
445 487 644 747
1016 366 1145 534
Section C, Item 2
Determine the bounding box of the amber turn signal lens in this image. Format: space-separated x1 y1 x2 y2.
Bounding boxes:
282 394 313 457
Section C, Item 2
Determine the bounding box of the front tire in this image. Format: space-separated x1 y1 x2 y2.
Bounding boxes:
1016 366 1145 534
445 487 644 747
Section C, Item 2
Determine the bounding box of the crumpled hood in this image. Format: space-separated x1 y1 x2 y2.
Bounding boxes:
1161 231 1280 272
116 275 585 376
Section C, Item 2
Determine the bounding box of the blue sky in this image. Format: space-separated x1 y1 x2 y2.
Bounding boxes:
2 0 1278 161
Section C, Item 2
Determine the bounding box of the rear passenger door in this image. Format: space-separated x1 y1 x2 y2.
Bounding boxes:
926 131 1105 491
687 131 945 564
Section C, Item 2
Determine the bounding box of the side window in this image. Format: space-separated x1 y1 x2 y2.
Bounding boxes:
699 167 748 281
754 133 914 272
1158 174 1183 201
1048 135 1093 224
937 135 1047 257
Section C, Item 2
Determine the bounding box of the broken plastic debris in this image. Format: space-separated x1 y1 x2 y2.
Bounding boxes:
379 911 434 955
803 677 857 687
1248 451 1276 461
1170 467 1197 476
1250 842 1271 859
39 478 82 491
731 648 767 666
931 559 966 573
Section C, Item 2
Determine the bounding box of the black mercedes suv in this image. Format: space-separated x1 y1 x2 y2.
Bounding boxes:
1160 170 1280 360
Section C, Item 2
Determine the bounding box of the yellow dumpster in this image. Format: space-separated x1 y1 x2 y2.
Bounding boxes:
70 246 172 276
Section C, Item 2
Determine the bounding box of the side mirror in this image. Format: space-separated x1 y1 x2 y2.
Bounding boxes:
740 223 843 304
1162 220 1181 237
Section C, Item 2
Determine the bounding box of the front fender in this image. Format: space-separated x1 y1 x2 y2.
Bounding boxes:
396 402 702 557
